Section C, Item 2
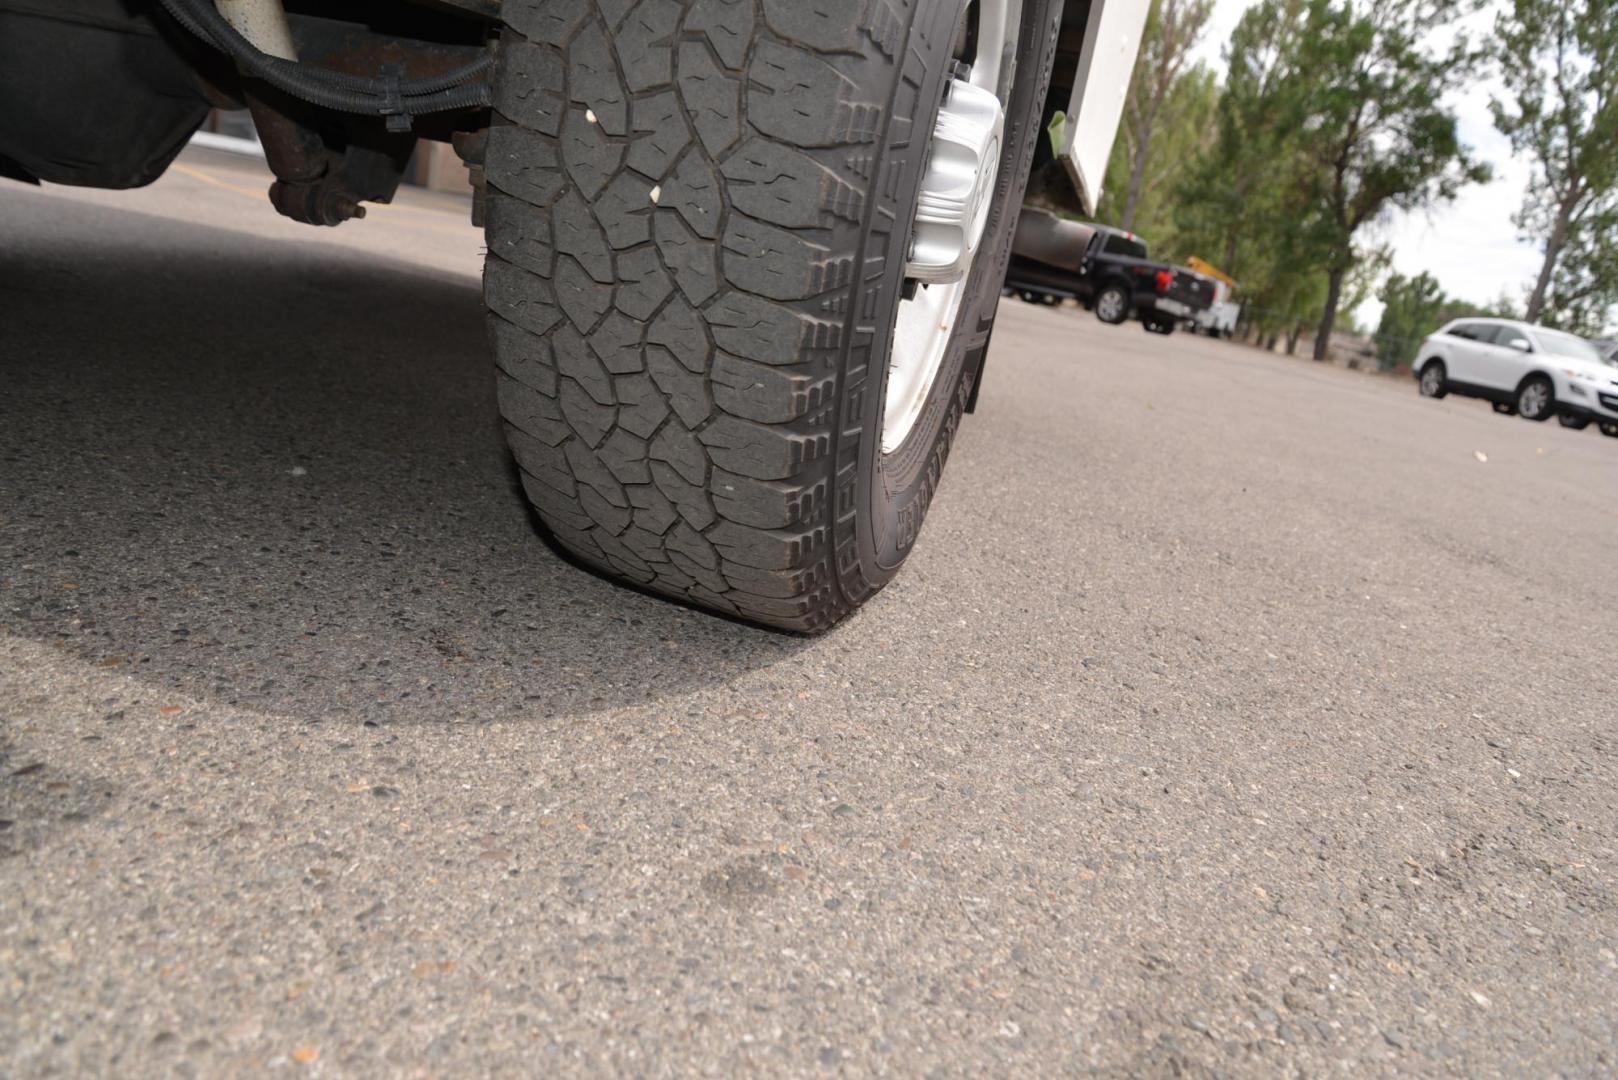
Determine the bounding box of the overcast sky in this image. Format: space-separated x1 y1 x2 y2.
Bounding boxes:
1191 0 1545 327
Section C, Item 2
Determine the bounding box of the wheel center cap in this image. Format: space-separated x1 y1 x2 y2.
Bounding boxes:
905 78 1005 286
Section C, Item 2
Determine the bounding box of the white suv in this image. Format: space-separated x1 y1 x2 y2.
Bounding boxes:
1415 318 1618 434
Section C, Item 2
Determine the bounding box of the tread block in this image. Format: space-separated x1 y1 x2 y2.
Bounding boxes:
554 324 616 404
722 217 840 300
565 438 630 507
626 91 690 178
711 467 822 529
747 42 879 146
615 0 680 91
627 482 679 533
493 41 566 136
615 246 674 319
720 138 864 227
712 352 832 423
489 317 558 395
653 212 721 305
485 193 555 276
486 126 566 206
561 109 625 201
588 311 645 374
553 256 613 331
496 370 571 447
553 187 613 282
699 414 822 480
761 0 868 54
649 422 707 485
599 427 653 484
677 42 742 156
486 258 563 337
704 291 813 363
706 519 811 570
645 345 712 428
592 531 657 581
648 295 711 372
662 151 723 239
719 558 815 599
514 461 595 531
614 370 670 437
668 547 730 593
567 21 628 134
502 0 590 46
560 379 618 447
594 171 656 248
649 460 716 529
684 0 754 70
577 483 633 533
666 520 720 570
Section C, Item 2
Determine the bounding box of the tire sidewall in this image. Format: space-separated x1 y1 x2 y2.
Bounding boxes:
845 0 1062 584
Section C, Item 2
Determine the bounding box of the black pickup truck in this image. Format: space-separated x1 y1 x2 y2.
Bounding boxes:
1004 209 1215 334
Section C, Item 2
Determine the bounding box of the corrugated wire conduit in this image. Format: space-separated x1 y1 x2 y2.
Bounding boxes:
157 0 492 129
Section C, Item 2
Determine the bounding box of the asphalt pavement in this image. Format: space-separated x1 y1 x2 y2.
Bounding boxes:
4 150 1618 1077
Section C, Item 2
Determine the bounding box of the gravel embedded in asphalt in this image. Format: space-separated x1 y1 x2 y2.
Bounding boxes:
3 153 1618 1075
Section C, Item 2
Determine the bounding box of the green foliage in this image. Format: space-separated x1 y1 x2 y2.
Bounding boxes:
1374 271 1447 368
1373 272 1519 370
1097 0 1218 240
1286 0 1491 358
1092 0 1617 348
1170 0 1340 335
1097 64 1220 252
1493 0 1618 335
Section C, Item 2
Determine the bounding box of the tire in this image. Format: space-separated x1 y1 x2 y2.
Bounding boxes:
1558 412 1590 430
1143 315 1175 336
1095 283 1130 325
1516 375 1554 421
484 0 1062 632
1417 359 1447 398
1493 401 1518 416
1601 422 1618 439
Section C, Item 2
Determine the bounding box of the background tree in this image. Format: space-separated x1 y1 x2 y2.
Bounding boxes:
1105 0 1217 233
1172 0 1312 280
1492 0 1618 331
1098 65 1219 249
1373 272 1519 369
1287 0 1490 360
1374 271 1447 368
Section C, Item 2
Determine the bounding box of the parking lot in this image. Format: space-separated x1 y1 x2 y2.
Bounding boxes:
5 153 1618 1075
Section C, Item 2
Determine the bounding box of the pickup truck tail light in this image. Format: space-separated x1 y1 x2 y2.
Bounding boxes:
1155 270 1174 294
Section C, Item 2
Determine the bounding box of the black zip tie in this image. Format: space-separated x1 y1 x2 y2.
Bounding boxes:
378 64 411 132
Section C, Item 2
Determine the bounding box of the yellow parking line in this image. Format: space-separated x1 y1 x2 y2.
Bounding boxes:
168 161 475 231
169 162 266 199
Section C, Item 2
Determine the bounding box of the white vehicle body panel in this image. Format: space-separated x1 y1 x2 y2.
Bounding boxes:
1059 0 1149 215
1417 318 1618 421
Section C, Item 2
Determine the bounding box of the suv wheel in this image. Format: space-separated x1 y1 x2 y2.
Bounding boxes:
484 0 1063 631
1417 360 1447 398
1558 412 1590 430
1601 422 1618 439
1516 375 1554 421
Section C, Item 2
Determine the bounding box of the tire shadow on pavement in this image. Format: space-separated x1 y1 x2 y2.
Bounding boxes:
0 198 807 725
